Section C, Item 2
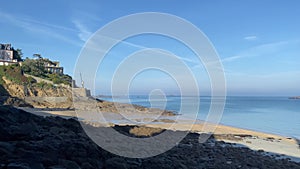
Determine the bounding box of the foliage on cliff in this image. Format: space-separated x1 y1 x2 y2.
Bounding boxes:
21 58 72 86
0 63 72 97
22 58 47 78
0 64 34 85
12 48 23 62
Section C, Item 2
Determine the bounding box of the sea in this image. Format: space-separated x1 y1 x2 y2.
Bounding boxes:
99 96 300 139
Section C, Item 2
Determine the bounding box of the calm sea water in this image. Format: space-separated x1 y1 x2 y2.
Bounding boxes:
100 96 300 139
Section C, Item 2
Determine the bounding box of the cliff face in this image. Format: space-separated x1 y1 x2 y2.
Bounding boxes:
0 76 73 109
2 77 72 98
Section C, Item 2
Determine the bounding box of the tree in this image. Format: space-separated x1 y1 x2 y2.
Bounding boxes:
12 48 23 61
21 58 47 78
33 54 42 59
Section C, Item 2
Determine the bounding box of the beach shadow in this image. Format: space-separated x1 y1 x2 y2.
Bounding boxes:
18 107 78 120
296 138 300 149
32 107 75 111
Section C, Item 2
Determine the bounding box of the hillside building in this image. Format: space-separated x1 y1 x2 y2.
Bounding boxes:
44 60 64 74
0 44 18 66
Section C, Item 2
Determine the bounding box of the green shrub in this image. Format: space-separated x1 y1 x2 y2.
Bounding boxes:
21 59 47 78
21 58 72 86
26 76 37 84
47 73 71 86
0 65 29 85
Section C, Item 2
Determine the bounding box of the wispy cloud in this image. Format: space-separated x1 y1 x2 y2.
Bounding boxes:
221 55 243 62
71 10 103 42
23 17 78 32
73 11 102 23
72 20 93 42
85 34 200 65
123 41 199 64
121 40 199 64
244 35 258 41
0 11 81 46
222 41 291 63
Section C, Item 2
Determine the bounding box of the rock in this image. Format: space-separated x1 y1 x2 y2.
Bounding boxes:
48 165 65 169
27 163 45 169
258 149 264 153
105 157 128 169
129 126 164 137
59 159 80 169
289 96 300 99
0 141 15 152
4 97 33 108
7 162 30 169
81 162 94 169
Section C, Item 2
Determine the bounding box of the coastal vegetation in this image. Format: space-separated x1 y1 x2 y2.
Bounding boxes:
0 61 71 89
0 52 73 108
12 48 23 62
21 58 72 86
0 64 32 85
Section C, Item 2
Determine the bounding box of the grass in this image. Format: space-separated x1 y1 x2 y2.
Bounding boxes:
0 64 29 85
0 63 72 87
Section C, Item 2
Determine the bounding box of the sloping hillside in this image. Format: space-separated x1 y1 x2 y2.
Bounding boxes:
0 64 73 108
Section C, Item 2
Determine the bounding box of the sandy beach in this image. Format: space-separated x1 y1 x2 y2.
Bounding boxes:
19 105 300 163
1 105 299 168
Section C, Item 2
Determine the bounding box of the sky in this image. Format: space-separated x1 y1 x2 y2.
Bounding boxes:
0 0 299 96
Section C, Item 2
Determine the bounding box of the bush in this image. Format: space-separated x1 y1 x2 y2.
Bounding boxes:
35 82 53 89
21 59 47 78
47 73 72 86
21 58 72 86
0 65 29 85
26 76 37 84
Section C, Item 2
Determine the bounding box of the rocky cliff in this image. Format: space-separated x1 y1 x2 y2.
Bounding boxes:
2 76 72 98
0 76 73 109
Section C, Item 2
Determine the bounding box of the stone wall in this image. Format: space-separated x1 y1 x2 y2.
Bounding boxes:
72 88 91 97
25 96 68 103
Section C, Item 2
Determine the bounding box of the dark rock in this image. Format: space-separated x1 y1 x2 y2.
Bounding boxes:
59 159 80 169
48 165 65 169
258 149 264 153
105 157 128 169
81 162 94 169
0 141 15 152
7 162 30 169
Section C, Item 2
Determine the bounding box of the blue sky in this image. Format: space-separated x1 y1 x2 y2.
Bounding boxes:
0 0 299 96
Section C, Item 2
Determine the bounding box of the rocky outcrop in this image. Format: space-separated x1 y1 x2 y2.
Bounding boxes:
1 106 300 169
2 76 72 98
96 99 176 116
1 76 73 108
289 96 300 99
0 96 33 107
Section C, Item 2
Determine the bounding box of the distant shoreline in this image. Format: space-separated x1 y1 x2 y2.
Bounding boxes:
289 96 300 99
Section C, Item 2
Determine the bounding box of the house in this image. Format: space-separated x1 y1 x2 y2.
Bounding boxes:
0 44 18 66
44 60 64 74
32 54 64 74
0 43 64 74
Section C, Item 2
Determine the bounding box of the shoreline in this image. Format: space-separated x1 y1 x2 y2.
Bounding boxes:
18 105 300 162
2 105 300 168
18 105 296 140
